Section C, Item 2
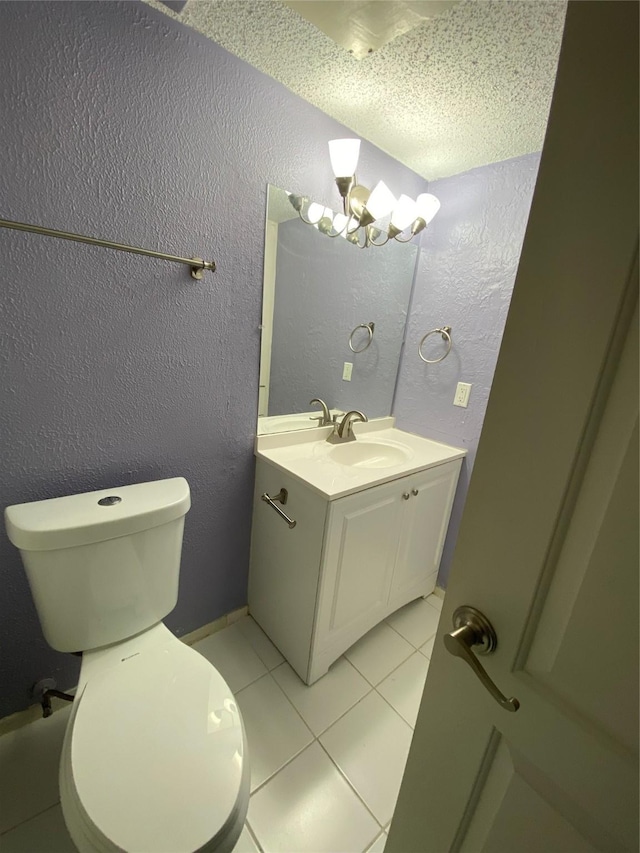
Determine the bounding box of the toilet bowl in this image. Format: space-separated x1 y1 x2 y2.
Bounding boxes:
5 478 249 853
59 624 249 853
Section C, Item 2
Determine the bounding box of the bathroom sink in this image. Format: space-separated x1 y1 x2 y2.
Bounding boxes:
329 441 411 469
256 421 466 499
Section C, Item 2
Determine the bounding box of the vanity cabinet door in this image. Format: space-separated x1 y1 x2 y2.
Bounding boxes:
388 460 462 611
311 480 404 678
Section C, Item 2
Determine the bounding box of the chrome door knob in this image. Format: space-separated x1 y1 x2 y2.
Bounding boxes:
444 605 520 713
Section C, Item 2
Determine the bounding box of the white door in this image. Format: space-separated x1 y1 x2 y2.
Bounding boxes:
388 3 639 852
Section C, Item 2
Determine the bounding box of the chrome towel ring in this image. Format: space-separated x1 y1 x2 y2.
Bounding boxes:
418 326 452 363
349 322 375 353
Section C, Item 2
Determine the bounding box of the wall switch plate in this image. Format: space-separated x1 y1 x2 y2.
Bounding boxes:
342 362 353 381
454 382 472 407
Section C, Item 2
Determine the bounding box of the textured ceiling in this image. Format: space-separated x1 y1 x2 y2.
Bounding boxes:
147 0 566 180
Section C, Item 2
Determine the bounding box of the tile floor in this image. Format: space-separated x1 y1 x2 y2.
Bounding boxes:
0 594 443 853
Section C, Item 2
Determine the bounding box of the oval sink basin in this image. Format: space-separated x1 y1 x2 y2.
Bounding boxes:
329 441 411 469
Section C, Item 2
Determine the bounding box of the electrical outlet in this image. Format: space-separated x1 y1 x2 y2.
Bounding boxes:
342 362 353 381
454 382 472 407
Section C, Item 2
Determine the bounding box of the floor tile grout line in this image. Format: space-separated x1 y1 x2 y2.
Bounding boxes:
370 828 389 851
206 635 317 806
315 737 386 845
241 611 436 698
240 614 288 674
313 683 384 739
239 615 427 733
268 658 376 739
349 641 432 692
246 670 377 796
315 687 416 833
233 668 269 694
248 687 392 845
0 799 62 838
373 683 418 731
424 597 443 615
248 736 315 799
244 818 264 853
345 643 414 689
242 666 314 739
243 664 336 796
383 615 440 654
240 623 422 813
382 616 419 648
251 736 385 853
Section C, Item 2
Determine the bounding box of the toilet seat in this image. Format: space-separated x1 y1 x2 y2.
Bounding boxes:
60 628 249 853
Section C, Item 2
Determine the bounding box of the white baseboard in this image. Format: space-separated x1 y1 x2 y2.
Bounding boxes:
0 605 250 738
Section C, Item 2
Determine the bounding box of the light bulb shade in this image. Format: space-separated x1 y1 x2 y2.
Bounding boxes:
365 181 396 221
332 212 349 235
415 193 441 225
328 138 360 178
390 194 418 232
306 202 326 224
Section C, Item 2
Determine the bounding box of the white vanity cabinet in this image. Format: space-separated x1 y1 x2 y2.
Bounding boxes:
248 454 462 684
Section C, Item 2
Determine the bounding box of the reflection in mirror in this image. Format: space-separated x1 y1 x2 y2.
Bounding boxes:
258 184 419 435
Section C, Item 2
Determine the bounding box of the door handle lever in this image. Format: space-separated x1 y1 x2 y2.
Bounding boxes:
444 606 520 713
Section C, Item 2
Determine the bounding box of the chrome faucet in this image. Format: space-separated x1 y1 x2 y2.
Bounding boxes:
309 398 332 426
327 410 368 443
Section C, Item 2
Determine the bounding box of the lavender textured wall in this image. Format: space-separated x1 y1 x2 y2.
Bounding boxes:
269 218 417 418
0 1 428 718
394 153 541 587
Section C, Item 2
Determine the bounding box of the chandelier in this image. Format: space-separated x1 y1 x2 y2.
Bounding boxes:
288 138 440 248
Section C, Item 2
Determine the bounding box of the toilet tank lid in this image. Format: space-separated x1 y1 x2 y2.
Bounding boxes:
5 477 191 551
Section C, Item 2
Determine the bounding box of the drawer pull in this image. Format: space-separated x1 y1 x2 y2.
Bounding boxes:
261 488 297 529
402 492 410 500
412 488 419 496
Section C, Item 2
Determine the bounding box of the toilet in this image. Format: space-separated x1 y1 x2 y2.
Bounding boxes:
5 477 249 853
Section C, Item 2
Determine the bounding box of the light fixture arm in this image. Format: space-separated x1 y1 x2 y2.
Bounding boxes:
288 194 322 226
392 232 416 243
366 226 391 247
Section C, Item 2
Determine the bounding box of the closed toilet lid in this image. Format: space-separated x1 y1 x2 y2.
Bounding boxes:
68 641 246 853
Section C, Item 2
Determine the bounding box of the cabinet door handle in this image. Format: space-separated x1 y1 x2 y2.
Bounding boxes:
411 488 419 496
402 492 410 500
444 606 520 713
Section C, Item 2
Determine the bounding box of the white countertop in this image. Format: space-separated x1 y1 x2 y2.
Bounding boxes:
255 418 466 500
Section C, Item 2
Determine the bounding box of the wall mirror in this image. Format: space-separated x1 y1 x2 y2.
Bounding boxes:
258 184 419 434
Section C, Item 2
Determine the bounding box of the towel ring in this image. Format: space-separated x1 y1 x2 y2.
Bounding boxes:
349 322 375 353
418 326 453 363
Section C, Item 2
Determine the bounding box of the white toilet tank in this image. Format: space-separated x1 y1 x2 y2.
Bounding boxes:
5 478 191 653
